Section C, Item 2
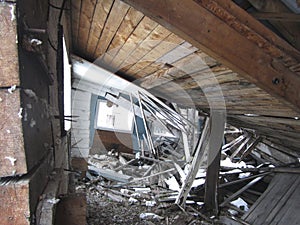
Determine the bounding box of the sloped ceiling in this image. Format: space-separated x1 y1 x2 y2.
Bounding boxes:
70 0 300 150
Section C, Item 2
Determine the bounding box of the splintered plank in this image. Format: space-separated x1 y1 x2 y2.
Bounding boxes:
109 16 158 70
71 0 82 50
0 2 19 87
0 89 27 176
0 153 52 225
76 0 97 55
85 0 113 60
93 0 130 59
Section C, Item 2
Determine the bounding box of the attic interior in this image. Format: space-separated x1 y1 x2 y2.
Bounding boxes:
1 0 300 224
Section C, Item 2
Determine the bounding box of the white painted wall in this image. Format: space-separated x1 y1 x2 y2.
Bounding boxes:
71 89 91 158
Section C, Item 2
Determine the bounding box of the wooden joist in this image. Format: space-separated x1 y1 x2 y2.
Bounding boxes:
119 0 300 112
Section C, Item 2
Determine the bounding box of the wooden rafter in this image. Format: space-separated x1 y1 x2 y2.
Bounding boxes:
119 0 300 112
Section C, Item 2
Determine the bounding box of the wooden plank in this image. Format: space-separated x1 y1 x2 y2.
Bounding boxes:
119 0 300 112
102 6 144 65
93 0 130 59
76 0 97 55
71 0 82 51
0 2 19 87
243 173 298 224
0 153 53 225
0 89 27 176
248 0 300 51
85 0 114 60
122 33 184 76
251 12 300 22
109 16 158 70
119 25 172 73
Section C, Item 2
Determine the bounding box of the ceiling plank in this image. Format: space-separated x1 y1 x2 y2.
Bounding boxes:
85 0 114 60
119 0 300 112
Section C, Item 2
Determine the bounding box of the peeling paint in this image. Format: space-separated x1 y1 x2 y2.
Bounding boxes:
7 85 16 94
5 156 16 166
18 108 23 119
30 38 42 46
9 4 15 21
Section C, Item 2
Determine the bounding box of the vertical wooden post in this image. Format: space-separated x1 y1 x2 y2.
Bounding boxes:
204 150 221 214
203 111 226 214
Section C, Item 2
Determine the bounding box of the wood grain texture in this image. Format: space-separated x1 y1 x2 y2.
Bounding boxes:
0 3 19 87
119 0 300 112
0 153 52 225
0 89 27 176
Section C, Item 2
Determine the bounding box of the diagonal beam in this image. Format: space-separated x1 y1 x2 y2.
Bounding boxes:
120 0 300 112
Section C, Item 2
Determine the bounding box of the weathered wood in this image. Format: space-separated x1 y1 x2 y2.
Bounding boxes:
119 0 300 112
77 0 96 55
220 175 265 208
243 173 300 225
54 193 87 225
0 2 19 87
248 0 300 51
251 12 300 22
85 0 113 60
0 89 26 176
0 153 53 225
175 118 210 206
93 0 130 59
109 16 158 70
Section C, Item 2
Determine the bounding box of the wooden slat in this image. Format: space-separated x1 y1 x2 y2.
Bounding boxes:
76 0 97 56
0 2 19 87
118 25 172 72
119 0 300 112
108 16 158 70
102 6 144 65
93 0 130 59
122 33 184 76
243 173 300 225
135 42 198 80
71 0 82 50
85 0 114 60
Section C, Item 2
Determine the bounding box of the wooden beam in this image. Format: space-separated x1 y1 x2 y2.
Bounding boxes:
120 0 300 112
251 12 300 22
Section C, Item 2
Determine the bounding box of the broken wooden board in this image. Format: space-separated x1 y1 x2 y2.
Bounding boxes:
88 165 133 183
0 153 53 225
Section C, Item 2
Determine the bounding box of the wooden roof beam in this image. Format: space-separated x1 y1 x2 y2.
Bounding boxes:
120 0 300 112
